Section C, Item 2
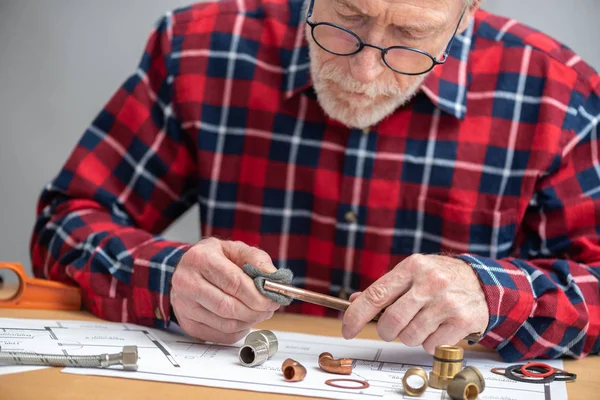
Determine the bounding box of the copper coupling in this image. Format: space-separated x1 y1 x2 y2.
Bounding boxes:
429 345 464 390
238 330 278 367
282 358 307 382
318 352 353 375
447 366 485 400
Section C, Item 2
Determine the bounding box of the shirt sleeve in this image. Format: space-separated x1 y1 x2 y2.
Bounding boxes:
30 14 196 328
458 80 600 361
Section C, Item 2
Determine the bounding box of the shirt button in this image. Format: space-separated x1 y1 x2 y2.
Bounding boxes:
344 211 358 223
155 306 163 320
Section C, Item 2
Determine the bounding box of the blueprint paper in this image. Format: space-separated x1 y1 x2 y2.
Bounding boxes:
0 318 180 375
57 322 568 400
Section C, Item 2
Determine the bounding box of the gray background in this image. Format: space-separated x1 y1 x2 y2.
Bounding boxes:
1 0 599 280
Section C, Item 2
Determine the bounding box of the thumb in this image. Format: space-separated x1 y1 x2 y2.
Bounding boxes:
349 292 361 302
221 240 277 273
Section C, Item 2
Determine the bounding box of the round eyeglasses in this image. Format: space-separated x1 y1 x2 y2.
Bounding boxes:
306 0 466 76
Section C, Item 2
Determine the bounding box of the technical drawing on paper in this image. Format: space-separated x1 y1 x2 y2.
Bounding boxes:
65 327 568 400
0 318 179 374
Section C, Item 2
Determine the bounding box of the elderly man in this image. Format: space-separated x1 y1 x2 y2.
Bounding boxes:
31 0 600 362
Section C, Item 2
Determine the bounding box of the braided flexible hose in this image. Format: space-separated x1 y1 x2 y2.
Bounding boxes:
0 352 117 368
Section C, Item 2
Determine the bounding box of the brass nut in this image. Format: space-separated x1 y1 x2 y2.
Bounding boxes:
428 345 464 390
447 382 480 400
447 366 485 400
402 367 428 397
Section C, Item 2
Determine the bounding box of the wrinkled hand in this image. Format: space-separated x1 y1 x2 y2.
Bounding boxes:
342 254 488 354
170 238 280 344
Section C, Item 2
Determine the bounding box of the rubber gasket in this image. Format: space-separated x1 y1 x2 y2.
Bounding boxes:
516 366 577 382
505 365 556 384
325 379 370 390
522 362 555 378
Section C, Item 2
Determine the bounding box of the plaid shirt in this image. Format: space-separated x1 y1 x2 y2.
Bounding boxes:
31 0 600 362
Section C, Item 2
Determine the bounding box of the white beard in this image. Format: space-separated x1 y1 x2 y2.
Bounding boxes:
308 43 426 130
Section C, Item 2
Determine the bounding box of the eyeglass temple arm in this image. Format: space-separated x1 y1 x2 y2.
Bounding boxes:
306 0 316 20
439 7 468 62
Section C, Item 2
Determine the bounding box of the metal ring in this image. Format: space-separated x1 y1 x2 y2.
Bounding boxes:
505 365 556 384
522 362 555 378
490 367 505 376
402 367 428 396
325 379 370 390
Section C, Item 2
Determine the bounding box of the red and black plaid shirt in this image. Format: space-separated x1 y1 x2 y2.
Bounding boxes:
31 0 600 361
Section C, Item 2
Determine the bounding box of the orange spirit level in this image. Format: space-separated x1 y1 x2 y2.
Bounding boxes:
0 262 81 310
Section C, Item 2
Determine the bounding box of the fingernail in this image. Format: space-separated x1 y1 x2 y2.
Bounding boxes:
257 261 277 273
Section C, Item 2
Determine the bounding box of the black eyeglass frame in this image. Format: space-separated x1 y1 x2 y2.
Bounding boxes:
305 0 467 76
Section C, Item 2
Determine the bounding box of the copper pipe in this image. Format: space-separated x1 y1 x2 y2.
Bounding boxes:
263 281 383 319
282 358 307 382
263 281 481 342
318 352 353 375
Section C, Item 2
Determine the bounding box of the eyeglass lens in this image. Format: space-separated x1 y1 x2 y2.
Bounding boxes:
312 24 436 74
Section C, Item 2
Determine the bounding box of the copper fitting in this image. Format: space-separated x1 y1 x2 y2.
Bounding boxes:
318 352 353 375
262 281 481 342
282 358 307 382
429 345 464 390
447 366 485 400
402 367 428 397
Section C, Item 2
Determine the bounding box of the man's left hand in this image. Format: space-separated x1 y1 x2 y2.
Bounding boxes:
342 254 489 354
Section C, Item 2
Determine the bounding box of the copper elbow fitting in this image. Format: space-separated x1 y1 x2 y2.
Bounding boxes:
282 358 307 382
429 345 464 390
318 352 353 375
447 366 485 400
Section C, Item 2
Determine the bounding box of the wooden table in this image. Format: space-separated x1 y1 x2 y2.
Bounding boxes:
0 309 597 399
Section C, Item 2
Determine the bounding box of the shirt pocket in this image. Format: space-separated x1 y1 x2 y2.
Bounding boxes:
393 197 518 259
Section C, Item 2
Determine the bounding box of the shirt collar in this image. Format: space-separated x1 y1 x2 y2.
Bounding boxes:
283 17 475 121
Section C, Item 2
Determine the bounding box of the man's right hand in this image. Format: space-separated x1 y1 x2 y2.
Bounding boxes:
170 238 281 344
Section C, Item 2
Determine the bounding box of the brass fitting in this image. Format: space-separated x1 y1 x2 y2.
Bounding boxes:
238 330 278 367
447 366 485 400
318 352 353 375
282 358 307 382
429 345 464 390
402 367 428 397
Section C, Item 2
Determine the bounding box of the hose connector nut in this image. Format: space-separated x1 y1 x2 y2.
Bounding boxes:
238 330 278 367
447 366 485 400
429 345 464 390
121 346 139 371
